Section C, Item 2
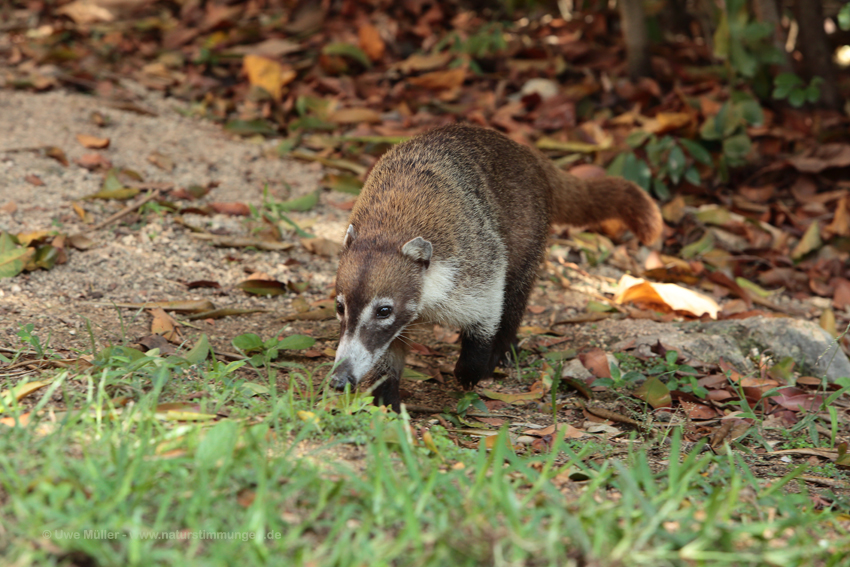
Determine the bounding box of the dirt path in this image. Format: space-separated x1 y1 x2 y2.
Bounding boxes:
0 88 340 357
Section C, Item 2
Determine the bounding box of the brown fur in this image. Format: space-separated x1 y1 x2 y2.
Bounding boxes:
333 124 662 410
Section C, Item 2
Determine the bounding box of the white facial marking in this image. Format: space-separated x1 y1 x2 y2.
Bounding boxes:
333 296 400 384
334 333 377 383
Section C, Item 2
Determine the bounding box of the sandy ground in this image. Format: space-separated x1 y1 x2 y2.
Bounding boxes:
0 87 348 356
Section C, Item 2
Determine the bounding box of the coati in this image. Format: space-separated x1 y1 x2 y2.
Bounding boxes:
331 124 663 411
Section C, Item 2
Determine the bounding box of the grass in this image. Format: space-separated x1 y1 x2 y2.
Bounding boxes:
1 331 849 566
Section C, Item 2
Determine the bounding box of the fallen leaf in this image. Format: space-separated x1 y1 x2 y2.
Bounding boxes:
301 237 342 257
769 388 825 411
579 348 611 379
791 221 821 260
0 380 52 413
149 307 181 343
634 376 672 408
328 107 382 124
394 52 453 73
75 153 112 170
236 279 287 296
479 389 544 404
57 0 115 23
147 151 174 172
76 134 110 149
243 55 295 102
24 174 44 186
282 301 335 321
788 144 850 173
209 202 251 216
408 67 466 90
45 146 68 166
614 274 719 318
825 197 850 237
358 23 385 61
97 300 215 312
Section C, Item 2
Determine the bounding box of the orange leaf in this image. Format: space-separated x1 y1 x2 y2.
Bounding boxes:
76 134 110 149
328 107 381 124
209 202 251 216
358 23 385 61
408 68 466 90
579 348 611 379
243 55 295 102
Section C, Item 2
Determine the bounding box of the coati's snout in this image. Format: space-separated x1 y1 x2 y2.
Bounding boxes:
331 226 432 401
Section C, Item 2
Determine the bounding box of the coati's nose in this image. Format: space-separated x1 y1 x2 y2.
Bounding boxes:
331 360 356 390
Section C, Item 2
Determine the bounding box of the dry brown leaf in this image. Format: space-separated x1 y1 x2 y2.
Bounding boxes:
643 112 693 134
301 237 342 257
394 52 453 73
328 108 381 124
834 278 850 310
525 423 586 439
56 0 115 24
579 348 611 379
242 55 295 102
149 307 182 343
825 197 850 237
76 134 110 149
148 151 174 172
407 68 466 90
45 146 68 166
788 144 850 173
75 153 112 170
614 274 719 318
24 174 44 186
791 221 821 260
209 202 251 216
358 23 385 61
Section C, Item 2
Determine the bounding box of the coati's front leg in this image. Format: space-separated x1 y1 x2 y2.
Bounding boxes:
454 328 499 390
454 268 536 389
357 337 407 412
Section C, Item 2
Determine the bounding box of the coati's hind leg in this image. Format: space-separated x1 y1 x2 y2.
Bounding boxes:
359 337 407 412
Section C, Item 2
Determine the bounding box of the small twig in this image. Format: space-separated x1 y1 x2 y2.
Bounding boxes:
87 189 161 232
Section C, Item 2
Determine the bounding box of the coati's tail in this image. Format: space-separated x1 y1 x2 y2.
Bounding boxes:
548 170 664 245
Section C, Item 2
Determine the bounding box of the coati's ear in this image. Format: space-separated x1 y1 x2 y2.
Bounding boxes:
402 237 432 269
343 225 356 248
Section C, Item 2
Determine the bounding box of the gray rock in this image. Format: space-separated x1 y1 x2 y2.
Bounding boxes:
614 316 850 381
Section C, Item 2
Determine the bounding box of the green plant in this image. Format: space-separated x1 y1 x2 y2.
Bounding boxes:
712 0 785 93
435 23 507 58
699 91 763 180
609 134 711 200
592 363 645 390
840 4 850 30
646 350 707 398
773 73 823 107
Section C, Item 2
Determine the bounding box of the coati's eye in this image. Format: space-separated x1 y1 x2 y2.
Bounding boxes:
376 306 393 319
336 300 345 316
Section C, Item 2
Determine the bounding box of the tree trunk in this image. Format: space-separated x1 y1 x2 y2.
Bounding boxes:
619 0 651 79
794 0 841 109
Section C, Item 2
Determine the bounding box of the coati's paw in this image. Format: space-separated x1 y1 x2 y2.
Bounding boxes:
454 357 493 390
367 375 401 412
